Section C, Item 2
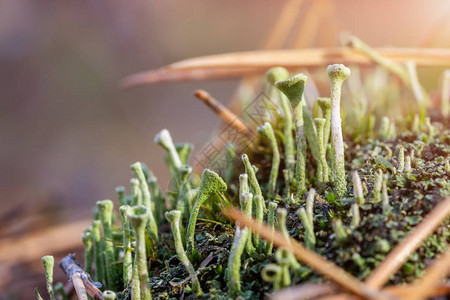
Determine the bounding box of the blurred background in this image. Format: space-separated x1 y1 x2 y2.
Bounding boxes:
1 0 450 298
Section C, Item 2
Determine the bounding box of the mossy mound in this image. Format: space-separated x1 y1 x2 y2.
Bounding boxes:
37 62 449 300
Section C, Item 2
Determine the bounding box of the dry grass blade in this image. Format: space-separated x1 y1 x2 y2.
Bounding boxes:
314 294 351 300
122 48 450 88
120 67 263 88
365 196 450 289
167 48 450 70
271 283 337 300
223 208 389 299
318 283 450 300
270 283 450 300
387 284 450 299
406 248 450 300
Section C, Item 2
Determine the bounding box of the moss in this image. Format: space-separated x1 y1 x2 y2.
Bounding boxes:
39 62 450 300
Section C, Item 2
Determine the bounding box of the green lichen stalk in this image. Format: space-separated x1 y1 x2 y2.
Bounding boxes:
92 220 105 284
130 178 142 206
241 154 262 196
266 67 295 179
225 143 236 183
275 74 308 195
116 186 126 206
327 64 351 198
253 194 264 250
381 175 391 215
239 173 249 195
128 206 152 300
317 97 331 149
81 227 93 275
352 171 365 205
397 145 405 173
257 122 280 196
175 142 193 165
305 188 315 223
130 162 158 243
34 287 44 300
96 200 120 291
175 164 193 215
283 169 291 196
240 192 256 255
314 118 329 185
119 205 133 285
186 169 227 255
165 210 202 295
41 256 56 300
297 207 315 249
276 208 290 243
372 169 383 202
379 117 391 141
154 129 182 169
332 218 348 245
350 203 360 228
266 201 278 255
227 225 251 298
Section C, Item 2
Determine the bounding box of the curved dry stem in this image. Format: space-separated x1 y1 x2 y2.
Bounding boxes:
121 48 450 88
406 248 450 300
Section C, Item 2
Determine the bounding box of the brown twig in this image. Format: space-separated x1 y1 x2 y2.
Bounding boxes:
71 272 89 300
194 89 251 135
59 254 103 300
223 208 389 299
365 196 450 289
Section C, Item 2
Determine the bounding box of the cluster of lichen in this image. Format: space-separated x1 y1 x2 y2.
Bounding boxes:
38 56 449 299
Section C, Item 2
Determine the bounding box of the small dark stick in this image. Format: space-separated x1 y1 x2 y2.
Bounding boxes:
59 253 103 300
194 89 252 136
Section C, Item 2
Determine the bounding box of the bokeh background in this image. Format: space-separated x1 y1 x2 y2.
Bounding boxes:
1 0 450 298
